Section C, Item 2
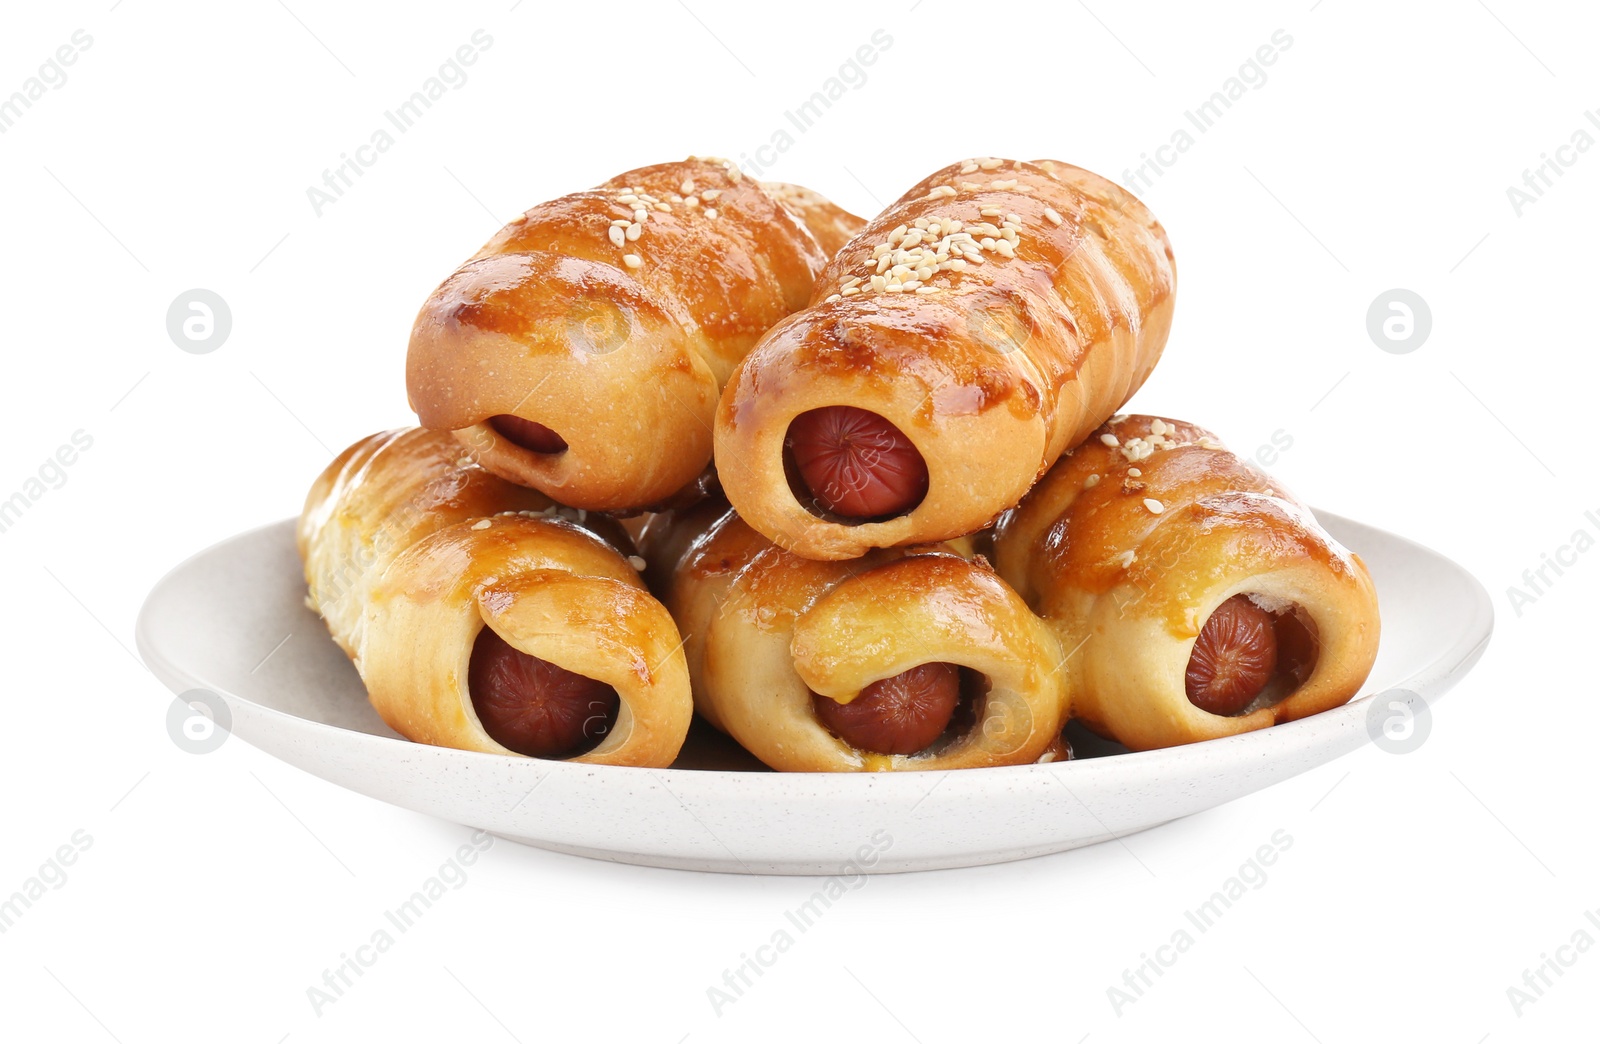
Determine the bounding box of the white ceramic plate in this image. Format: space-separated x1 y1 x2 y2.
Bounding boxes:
136 516 1492 875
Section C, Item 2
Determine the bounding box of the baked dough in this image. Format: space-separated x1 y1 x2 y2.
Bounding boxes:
299 428 692 767
407 157 864 512
649 504 1066 771
992 415 1380 750
715 157 1175 559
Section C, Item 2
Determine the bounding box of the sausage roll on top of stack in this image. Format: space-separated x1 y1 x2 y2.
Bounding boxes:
407 157 863 514
992 415 1380 751
715 157 1175 560
646 505 1067 772
300 429 693 768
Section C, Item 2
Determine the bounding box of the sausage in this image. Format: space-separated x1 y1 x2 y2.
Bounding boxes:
787 405 928 519
812 661 961 755
491 414 568 454
1185 595 1279 716
469 628 619 757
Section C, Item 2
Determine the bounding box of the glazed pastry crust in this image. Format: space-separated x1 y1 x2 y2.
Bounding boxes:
992 415 1381 751
715 157 1175 560
299 428 693 767
660 507 1066 771
407 157 863 512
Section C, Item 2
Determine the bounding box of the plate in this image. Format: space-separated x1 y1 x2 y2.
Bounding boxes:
135 516 1492 875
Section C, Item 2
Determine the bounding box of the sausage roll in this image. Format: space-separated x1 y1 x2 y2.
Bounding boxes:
715 157 1175 560
648 504 1066 772
298 428 693 767
407 156 865 513
991 415 1380 751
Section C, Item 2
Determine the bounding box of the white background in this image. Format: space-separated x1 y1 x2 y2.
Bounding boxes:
1 0 1596 1039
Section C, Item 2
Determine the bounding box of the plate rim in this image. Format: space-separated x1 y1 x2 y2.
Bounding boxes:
134 512 1495 798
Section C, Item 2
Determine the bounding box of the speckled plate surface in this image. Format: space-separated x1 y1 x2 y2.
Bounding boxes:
136 516 1491 875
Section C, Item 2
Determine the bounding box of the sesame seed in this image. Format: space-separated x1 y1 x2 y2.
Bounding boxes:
623 254 642 268
471 518 492 530
1100 434 1120 447
1128 468 1142 477
681 179 695 194
509 214 528 225
1044 207 1063 226
1144 499 1165 515
1151 419 1169 436
960 162 979 174
618 194 640 205
701 189 721 200
654 202 671 212
634 208 649 223
995 239 1016 257
684 196 699 207
992 179 1018 190
1084 473 1102 489
842 286 860 296
628 555 647 571
825 293 842 303
626 222 641 240
980 158 1004 170
608 226 625 247
1118 550 1137 568
915 286 937 294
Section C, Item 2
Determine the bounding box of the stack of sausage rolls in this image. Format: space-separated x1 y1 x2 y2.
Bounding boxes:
299 154 1380 771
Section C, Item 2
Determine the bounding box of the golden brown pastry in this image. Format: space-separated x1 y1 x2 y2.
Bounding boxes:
715 157 1175 560
763 181 865 256
648 504 1066 771
407 157 864 513
298 428 692 767
992 415 1380 751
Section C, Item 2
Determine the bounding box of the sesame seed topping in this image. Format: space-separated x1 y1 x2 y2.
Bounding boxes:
991 179 1018 190
509 214 528 225
628 555 647 571
681 179 695 194
626 222 641 240
1127 468 1142 477
701 189 721 200
1044 207 1063 226
1117 550 1137 568
608 225 626 248
623 253 642 268
704 208 717 219
1144 498 1165 515
1100 433 1120 447
825 293 842 302
979 158 1004 170
1084 473 1102 489
1150 418 1170 436
471 518 492 530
